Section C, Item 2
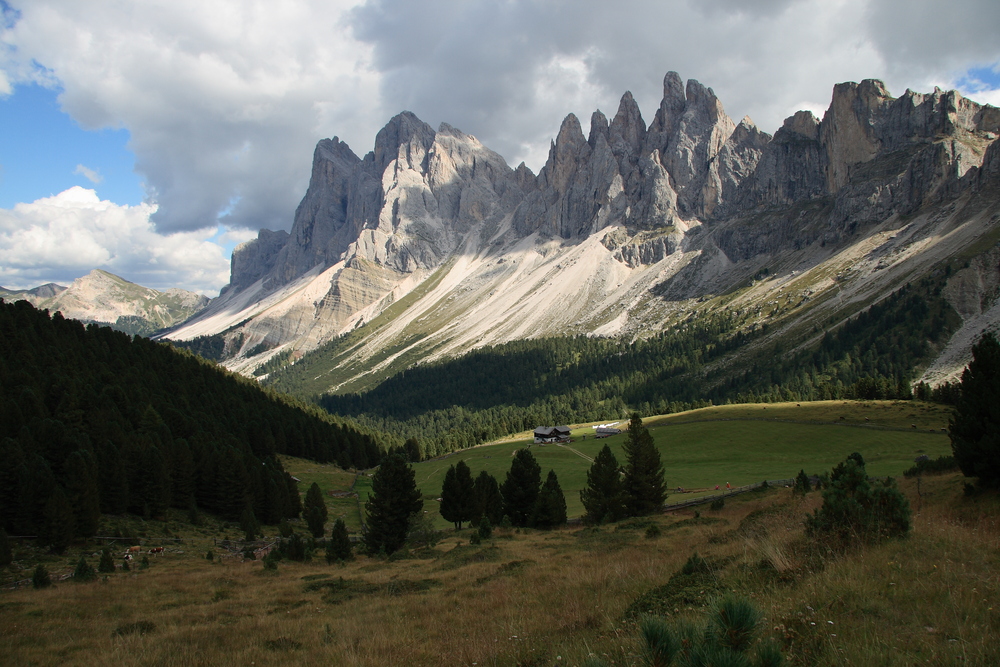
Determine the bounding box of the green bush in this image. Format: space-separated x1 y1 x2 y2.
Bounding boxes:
477 516 493 540
903 455 958 478
710 497 725 511
681 552 711 576
806 456 910 543
98 548 116 573
73 555 96 582
591 594 783 667
32 564 52 589
326 519 353 563
793 469 811 494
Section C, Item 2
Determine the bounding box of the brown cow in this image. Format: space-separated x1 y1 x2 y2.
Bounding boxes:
126 545 141 555
149 547 164 556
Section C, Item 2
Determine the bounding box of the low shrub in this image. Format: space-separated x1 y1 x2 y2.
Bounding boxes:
73 556 96 582
599 595 784 666
806 456 910 544
98 548 116 573
710 497 725 511
903 455 959 478
32 564 51 589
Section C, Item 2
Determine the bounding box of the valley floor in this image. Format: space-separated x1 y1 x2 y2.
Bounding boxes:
2 472 997 666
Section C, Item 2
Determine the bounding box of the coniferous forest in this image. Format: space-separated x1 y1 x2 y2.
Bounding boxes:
0 299 384 547
316 275 959 457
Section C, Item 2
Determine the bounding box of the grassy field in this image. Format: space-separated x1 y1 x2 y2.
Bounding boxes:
2 471 998 666
330 401 954 529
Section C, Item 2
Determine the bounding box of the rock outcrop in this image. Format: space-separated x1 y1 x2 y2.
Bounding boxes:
167 73 1000 388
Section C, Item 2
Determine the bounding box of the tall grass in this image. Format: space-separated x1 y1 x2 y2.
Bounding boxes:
2 475 996 665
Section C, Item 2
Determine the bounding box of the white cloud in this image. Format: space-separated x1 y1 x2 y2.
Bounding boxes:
1 0 380 234
73 163 102 184
0 0 997 249
0 187 232 294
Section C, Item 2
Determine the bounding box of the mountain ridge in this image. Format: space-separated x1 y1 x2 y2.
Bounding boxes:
2 269 209 336
162 72 1000 393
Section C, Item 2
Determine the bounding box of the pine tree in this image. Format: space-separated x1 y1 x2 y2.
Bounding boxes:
32 563 51 589
240 507 260 541
532 470 567 528
472 470 504 527
580 444 626 524
806 455 910 542
325 518 353 562
304 482 329 538
364 454 423 555
404 437 422 462
41 486 76 553
950 332 1000 487
440 460 476 530
794 469 812 495
73 555 96 582
622 414 666 517
98 547 116 573
500 448 542 527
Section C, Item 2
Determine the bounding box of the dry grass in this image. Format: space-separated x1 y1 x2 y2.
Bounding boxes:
2 473 998 666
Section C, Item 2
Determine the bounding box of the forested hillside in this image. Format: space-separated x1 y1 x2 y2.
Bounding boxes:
317 275 959 457
0 299 384 548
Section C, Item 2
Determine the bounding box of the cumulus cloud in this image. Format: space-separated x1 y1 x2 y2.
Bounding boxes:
73 164 102 184
351 0 1000 171
0 187 232 294
1 0 381 234
0 0 997 248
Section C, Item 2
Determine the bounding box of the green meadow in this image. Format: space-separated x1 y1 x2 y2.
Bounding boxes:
296 400 954 530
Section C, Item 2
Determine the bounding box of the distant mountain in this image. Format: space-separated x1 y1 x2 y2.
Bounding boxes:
3 269 209 336
163 72 1000 395
0 282 67 301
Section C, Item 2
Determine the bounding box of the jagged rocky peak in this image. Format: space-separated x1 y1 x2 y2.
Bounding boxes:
373 111 436 175
588 110 609 147
609 91 647 159
820 80 891 192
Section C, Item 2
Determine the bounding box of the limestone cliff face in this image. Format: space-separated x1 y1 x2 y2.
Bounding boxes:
174 73 999 382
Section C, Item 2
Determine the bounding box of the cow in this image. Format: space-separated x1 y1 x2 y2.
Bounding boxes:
125 545 142 556
149 547 164 556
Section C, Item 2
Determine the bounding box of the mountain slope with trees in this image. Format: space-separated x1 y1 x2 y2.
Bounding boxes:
0 299 385 548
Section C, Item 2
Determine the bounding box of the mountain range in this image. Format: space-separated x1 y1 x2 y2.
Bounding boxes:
151 73 998 394
1 269 209 336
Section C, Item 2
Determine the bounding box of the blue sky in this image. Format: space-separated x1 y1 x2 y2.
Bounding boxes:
0 0 998 295
0 83 143 209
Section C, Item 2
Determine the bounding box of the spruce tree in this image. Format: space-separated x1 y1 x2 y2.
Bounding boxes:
500 448 542 527
98 547 116 573
73 555 96 582
364 454 423 555
950 332 1000 487
622 414 666 517
326 518 353 562
440 460 476 529
532 470 567 528
304 482 329 538
580 444 626 524
404 437 422 463
472 470 504 527
32 563 51 589
41 486 76 553
806 455 910 542
240 507 260 541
